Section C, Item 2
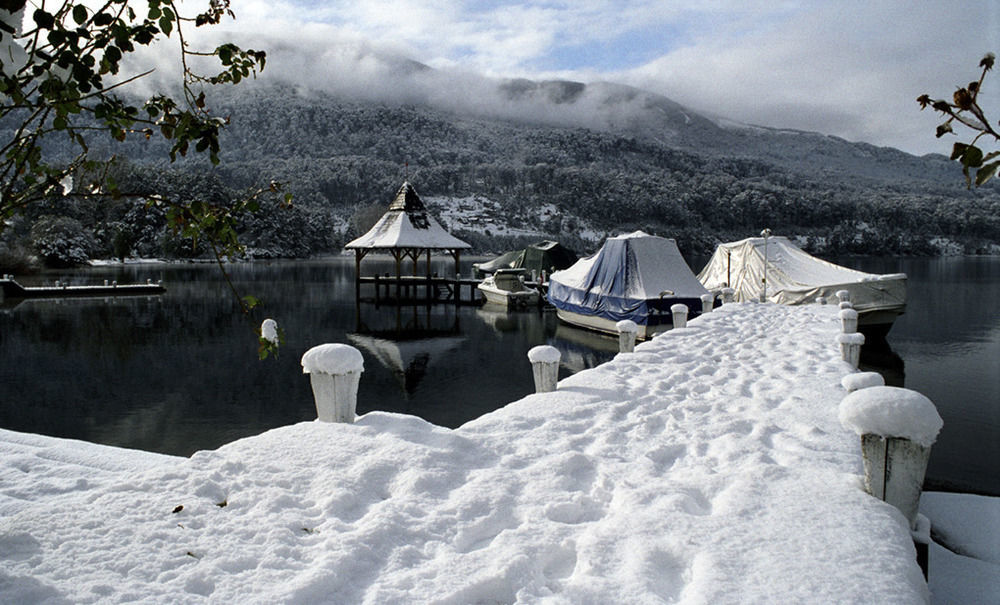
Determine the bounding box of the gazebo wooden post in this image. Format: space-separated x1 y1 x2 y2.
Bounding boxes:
353 249 370 302
392 249 403 301
451 250 462 305
425 249 432 302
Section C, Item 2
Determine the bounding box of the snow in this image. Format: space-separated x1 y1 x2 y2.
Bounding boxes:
58 175 73 195
839 386 944 447
920 492 1000 603
300 343 364 375
615 319 638 334
0 303 941 602
260 319 279 345
837 332 866 345
527 344 561 363
670 303 688 314
0 9 27 78
839 308 858 320
841 371 885 393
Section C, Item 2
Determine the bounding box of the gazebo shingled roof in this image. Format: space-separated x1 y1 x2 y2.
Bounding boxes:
345 182 470 251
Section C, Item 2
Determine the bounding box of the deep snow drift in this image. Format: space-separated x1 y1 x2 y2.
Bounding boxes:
0 303 986 603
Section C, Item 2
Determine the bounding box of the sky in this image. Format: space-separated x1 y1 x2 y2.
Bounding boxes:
159 0 1000 156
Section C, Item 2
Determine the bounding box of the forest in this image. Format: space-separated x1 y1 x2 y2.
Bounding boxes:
3 85 999 270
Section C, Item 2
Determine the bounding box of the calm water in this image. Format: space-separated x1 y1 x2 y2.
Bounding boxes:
1 256 997 495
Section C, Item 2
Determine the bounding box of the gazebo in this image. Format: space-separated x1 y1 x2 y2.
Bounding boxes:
345 181 472 302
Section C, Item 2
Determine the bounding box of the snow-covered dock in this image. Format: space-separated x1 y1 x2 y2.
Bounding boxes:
0 302 975 602
0 275 164 302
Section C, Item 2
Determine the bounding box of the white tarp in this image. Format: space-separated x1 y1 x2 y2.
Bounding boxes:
697 236 906 314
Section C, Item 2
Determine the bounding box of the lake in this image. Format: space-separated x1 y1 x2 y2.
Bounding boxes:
0 255 997 496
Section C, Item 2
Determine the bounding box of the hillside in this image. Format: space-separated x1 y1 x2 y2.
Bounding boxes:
3 76 999 267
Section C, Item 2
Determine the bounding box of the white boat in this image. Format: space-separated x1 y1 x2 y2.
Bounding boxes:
697 236 907 335
477 269 540 309
547 232 711 339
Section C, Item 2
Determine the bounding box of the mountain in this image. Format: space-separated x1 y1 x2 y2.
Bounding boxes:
4 70 999 266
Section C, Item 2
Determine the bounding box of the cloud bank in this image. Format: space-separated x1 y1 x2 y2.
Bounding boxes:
127 1 1000 156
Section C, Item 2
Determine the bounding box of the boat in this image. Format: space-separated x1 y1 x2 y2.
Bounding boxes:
547 231 711 339
697 235 907 335
473 240 578 279
477 268 540 309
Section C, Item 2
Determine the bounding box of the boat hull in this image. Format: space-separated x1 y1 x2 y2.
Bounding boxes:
555 308 669 340
477 282 539 309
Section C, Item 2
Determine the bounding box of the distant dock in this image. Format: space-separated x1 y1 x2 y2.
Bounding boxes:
0 275 165 303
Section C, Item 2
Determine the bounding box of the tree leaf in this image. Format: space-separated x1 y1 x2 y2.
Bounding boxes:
72 4 88 25
975 160 1000 186
961 145 984 168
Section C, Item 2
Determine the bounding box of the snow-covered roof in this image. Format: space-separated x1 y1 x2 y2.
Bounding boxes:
345 182 471 251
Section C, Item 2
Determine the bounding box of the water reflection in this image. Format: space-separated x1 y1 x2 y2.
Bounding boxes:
0 259 619 455
843 256 1000 496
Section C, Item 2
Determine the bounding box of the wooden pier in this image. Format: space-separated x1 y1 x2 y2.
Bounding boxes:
0 276 165 303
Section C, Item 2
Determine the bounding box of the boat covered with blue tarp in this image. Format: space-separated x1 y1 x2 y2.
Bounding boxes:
547 231 710 339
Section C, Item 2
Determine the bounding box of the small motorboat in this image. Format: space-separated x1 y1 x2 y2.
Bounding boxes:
477 268 540 309
547 231 711 339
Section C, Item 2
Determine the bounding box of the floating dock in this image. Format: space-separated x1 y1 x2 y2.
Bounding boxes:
0 276 165 303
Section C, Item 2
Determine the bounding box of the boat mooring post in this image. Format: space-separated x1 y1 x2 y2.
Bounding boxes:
837 332 865 368
671 304 689 329
838 386 942 528
301 344 365 423
527 345 561 393
700 293 715 314
839 386 942 580
721 287 736 304
616 320 638 353
841 371 885 393
839 308 859 334
836 289 851 304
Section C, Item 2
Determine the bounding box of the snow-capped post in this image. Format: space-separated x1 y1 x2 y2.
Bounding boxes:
838 386 943 529
721 287 736 304
301 344 365 423
839 308 859 334
837 332 865 368
841 371 885 393
671 303 689 328
839 300 853 310
700 293 715 314
527 345 560 393
616 320 638 353
836 289 851 304
816 296 827 305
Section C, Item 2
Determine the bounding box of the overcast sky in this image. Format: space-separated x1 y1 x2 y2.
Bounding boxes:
170 0 1000 156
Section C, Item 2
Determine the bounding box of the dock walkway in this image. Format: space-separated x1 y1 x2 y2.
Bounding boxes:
0 303 930 602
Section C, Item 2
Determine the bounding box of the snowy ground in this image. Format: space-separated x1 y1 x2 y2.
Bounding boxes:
0 303 993 603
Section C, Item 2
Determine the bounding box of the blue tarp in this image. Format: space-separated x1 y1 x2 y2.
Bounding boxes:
547 232 710 326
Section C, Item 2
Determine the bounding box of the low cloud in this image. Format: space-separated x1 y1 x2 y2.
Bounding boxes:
120 0 1000 156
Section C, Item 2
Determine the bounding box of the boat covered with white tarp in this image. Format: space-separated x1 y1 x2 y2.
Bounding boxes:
697 236 907 332
548 232 710 339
